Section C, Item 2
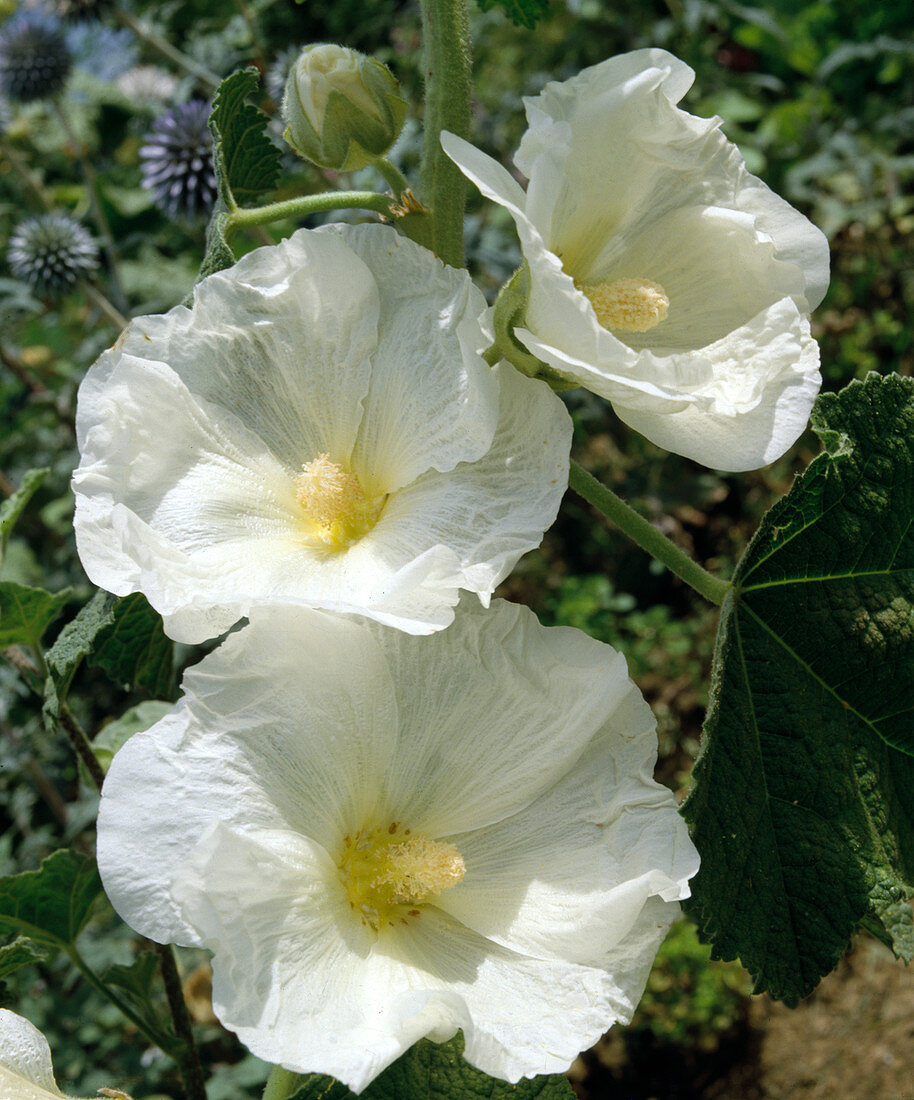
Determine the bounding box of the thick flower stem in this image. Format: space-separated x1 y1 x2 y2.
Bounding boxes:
262 1065 307 1100
569 460 730 606
419 0 471 267
154 943 208 1100
224 190 396 240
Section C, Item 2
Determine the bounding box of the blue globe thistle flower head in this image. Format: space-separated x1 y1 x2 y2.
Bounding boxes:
140 99 218 220
0 10 71 104
7 212 99 295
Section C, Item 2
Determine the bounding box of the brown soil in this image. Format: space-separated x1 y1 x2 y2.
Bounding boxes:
572 937 914 1100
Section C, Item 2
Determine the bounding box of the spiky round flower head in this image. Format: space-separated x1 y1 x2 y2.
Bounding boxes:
140 99 218 220
7 212 99 295
51 0 113 20
0 11 71 104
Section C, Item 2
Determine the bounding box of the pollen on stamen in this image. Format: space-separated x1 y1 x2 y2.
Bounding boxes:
294 454 385 549
580 277 670 334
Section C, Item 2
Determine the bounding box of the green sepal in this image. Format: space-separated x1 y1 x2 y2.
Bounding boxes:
683 371 914 1005
491 265 577 390
0 850 103 952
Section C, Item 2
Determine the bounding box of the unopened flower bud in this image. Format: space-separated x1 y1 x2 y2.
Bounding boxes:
281 43 406 171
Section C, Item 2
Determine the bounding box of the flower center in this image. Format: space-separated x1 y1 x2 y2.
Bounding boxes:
338 822 466 931
294 454 385 550
579 277 670 334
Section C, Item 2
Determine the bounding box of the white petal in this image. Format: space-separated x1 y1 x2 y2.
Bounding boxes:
615 299 822 471
331 224 500 493
363 599 641 836
97 606 399 944
363 363 571 601
0 1010 63 1099
437 707 698 965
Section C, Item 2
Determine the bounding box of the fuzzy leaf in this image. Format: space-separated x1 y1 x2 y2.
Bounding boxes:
0 936 52 978
0 582 74 649
474 0 550 29
45 591 174 719
209 67 282 206
289 1035 574 1100
0 850 102 950
0 467 48 562
683 372 914 1005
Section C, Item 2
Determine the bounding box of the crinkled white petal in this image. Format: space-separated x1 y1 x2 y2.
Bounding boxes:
97 606 400 944
74 223 564 641
444 49 829 470
0 1011 64 1100
437 706 698 964
614 300 822 471
172 822 663 1092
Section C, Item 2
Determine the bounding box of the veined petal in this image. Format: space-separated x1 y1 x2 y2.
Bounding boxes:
97 606 399 944
363 599 640 836
437 709 698 965
0 1011 64 1100
335 224 500 493
615 298 822 471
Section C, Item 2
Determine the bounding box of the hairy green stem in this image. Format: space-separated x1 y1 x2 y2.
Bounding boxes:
115 9 220 90
569 461 730 606
155 943 208 1100
262 1065 307 1100
224 190 396 240
370 155 412 198
419 0 471 267
58 705 107 792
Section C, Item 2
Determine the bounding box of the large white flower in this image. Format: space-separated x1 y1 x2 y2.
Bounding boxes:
73 223 571 642
97 599 699 1093
442 49 830 471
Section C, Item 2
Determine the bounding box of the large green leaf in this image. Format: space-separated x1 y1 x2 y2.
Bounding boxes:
0 936 52 979
290 1036 574 1100
209 67 282 207
0 582 74 649
683 371 914 1005
474 0 550 29
0 467 49 564
44 591 174 722
0 850 103 950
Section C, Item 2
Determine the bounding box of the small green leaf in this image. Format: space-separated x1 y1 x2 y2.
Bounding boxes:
683 372 914 1004
474 0 550 29
209 67 282 208
289 1035 574 1100
0 467 49 563
0 582 73 649
93 699 174 772
0 936 52 978
0 850 103 950
102 951 177 1046
45 591 174 723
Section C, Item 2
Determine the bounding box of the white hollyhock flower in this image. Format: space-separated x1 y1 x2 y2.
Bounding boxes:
73 222 571 643
0 1009 101 1100
442 49 830 472
97 599 699 1093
